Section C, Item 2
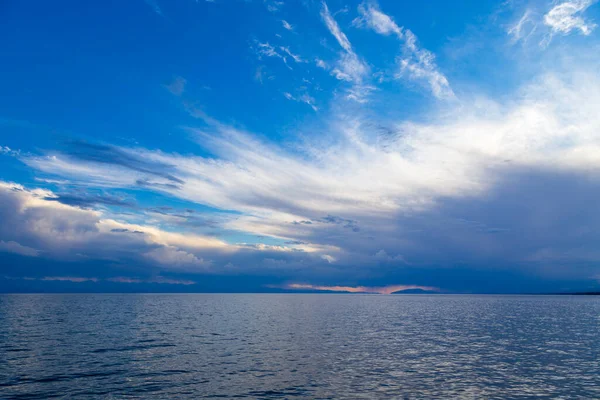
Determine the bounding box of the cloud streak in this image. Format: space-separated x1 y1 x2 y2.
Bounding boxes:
320 1 373 102
354 1 454 99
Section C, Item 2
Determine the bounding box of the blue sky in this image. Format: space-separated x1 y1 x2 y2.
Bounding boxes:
1 0 600 293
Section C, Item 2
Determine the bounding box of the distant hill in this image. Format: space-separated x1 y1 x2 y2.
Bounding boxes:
391 288 440 295
557 292 600 295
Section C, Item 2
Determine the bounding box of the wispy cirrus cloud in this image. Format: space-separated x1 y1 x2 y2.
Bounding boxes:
164 76 187 96
508 9 538 43
255 41 306 69
508 0 597 47
265 0 284 13
353 1 454 99
282 91 318 111
320 1 373 102
281 20 293 31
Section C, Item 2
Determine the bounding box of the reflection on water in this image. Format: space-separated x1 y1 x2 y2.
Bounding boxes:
1 294 599 398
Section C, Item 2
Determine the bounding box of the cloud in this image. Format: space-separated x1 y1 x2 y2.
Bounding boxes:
354 1 454 99
321 254 336 263
0 241 40 257
320 1 373 102
22 70 600 229
24 141 184 188
0 181 228 267
265 0 284 13
11 275 195 285
353 2 402 37
321 2 352 52
508 1 596 48
255 42 305 68
281 20 293 31
285 283 438 294
0 181 346 290
46 191 135 209
144 0 162 16
7 13 600 293
13 62 600 291
279 46 304 63
544 0 597 36
374 249 408 264
42 276 98 282
282 92 318 111
254 66 266 83
145 246 209 269
164 76 187 96
0 146 20 157
315 58 328 69
508 10 538 43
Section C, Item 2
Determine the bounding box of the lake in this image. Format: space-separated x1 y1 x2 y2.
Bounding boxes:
1 294 599 398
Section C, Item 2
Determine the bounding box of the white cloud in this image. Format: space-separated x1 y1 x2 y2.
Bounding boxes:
281 20 293 31
320 1 372 102
507 1 597 48
354 1 454 100
321 254 336 263
279 46 304 63
315 58 328 69
257 42 281 58
0 146 20 157
145 246 210 269
320 2 353 52
353 2 402 37
544 0 597 36
282 92 318 111
508 10 538 43
256 42 305 68
265 0 284 13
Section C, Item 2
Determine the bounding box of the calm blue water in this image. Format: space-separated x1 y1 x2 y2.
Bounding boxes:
1 294 599 399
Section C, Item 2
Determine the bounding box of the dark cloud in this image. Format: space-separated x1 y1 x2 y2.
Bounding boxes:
46 191 136 209
65 141 184 184
317 215 360 232
2 163 600 293
135 178 181 190
110 228 144 234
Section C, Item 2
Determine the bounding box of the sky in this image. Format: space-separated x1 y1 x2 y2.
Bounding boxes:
1 0 600 293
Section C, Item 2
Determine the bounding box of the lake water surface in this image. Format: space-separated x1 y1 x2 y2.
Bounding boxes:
1 294 599 399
